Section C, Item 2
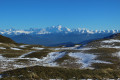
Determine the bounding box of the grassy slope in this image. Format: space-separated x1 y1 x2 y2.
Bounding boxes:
1 34 120 79
0 35 15 44
1 66 120 80
24 49 53 58
82 33 120 69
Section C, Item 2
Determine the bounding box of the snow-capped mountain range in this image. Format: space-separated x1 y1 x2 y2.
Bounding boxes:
0 25 119 35
0 25 119 46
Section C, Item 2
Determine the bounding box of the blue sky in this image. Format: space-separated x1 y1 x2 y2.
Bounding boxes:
0 0 120 30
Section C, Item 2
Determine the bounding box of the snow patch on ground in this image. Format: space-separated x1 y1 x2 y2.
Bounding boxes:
13 64 28 68
102 39 120 43
19 45 29 48
52 48 69 50
41 52 66 63
52 47 78 50
74 45 80 47
115 51 120 57
18 52 66 67
101 45 120 49
0 52 41 72
15 51 65 67
0 47 6 49
68 52 111 68
17 52 66 67
0 55 5 60
0 49 112 72
32 47 44 50
77 48 94 50
19 51 36 58
11 47 21 50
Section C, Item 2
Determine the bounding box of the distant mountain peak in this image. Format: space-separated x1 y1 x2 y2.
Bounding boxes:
0 25 120 35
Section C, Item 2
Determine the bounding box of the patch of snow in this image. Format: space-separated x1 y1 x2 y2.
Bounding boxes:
19 45 29 48
77 48 93 50
52 48 72 50
19 51 36 58
102 39 120 43
0 55 15 61
74 45 80 47
112 46 120 49
0 55 5 60
11 47 21 50
14 51 62 67
29 58 40 61
101 45 112 48
40 52 66 63
0 47 6 49
68 53 95 68
22 52 66 67
52 47 77 50
101 45 120 49
32 47 44 50
115 51 120 57
68 52 111 68
10 51 63 67
13 64 27 68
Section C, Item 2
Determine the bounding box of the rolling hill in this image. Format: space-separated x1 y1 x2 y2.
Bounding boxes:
0 35 15 43
1 33 120 79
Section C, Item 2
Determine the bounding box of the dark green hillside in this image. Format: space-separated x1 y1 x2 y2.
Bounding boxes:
0 35 15 43
107 33 120 39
